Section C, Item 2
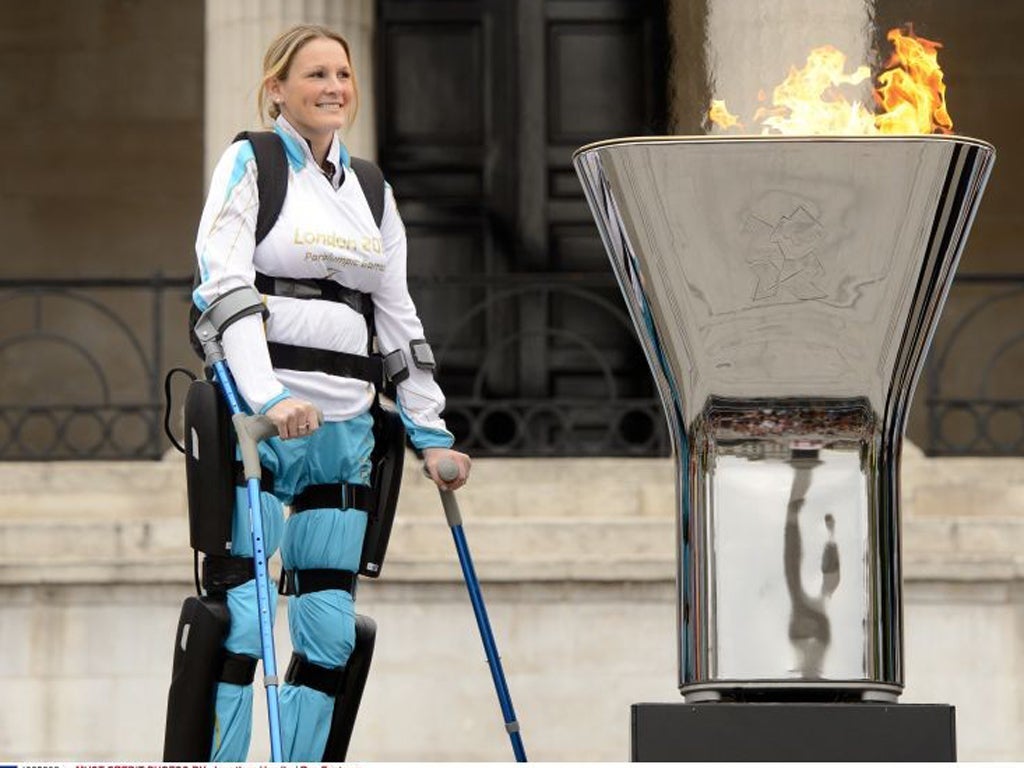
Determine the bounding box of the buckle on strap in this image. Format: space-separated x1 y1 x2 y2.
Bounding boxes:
292 482 374 513
254 272 373 317
279 568 357 597
285 653 344 697
382 349 409 384
202 555 255 595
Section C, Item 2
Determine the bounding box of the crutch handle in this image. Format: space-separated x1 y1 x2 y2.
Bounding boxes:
233 414 278 481
422 458 463 526
437 458 460 482
234 407 325 481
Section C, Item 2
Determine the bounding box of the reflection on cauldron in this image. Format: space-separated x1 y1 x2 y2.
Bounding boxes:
784 449 841 679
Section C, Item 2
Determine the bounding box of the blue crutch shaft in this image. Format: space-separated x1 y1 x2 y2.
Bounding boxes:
432 459 528 762
211 359 284 762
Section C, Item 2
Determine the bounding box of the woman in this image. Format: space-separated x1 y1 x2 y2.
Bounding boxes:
193 24 471 761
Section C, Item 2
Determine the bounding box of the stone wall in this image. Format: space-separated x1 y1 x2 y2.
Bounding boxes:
0 0 204 281
0 0 205 443
1 451 1021 761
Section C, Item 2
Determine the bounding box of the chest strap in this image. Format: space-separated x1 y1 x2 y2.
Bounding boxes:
254 272 373 317
267 342 383 385
285 653 345 696
292 482 374 513
279 568 357 597
253 273 413 387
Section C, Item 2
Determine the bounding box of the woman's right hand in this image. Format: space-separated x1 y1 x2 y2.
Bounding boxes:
265 397 321 440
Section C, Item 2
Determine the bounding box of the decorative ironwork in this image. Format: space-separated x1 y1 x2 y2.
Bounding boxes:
2 272 1018 460
409 272 670 456
0 276 191 460
924 274 1024 456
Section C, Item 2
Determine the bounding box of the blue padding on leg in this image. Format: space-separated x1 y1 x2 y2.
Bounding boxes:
282 507 367 576
280 683 334 761
209 475 284 761
210 580 281 761
211 683 254 761
230 486 284 558
211 416 375 761
275 417 373 761
288 589 358 668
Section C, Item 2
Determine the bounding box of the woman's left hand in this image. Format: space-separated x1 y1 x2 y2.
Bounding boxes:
422 447 472 491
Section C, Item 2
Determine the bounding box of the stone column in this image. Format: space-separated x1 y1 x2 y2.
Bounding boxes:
205 0 376 182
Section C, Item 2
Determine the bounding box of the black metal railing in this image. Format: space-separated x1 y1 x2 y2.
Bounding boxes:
2 272 1019 460
0 272 669 459
924 274 1024 456
0 276 192 460
408 272 668 456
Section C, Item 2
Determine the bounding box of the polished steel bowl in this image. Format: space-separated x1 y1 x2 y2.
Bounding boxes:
574 135 995 700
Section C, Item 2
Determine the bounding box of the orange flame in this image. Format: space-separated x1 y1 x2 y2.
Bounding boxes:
707 26 953 135
874 28 952 134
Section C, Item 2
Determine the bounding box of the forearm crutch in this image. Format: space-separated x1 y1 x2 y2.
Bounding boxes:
213 361 283 761
195 293 284 762
433 459 528 762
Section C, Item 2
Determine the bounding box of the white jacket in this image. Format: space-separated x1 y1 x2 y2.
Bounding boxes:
194 116 453 449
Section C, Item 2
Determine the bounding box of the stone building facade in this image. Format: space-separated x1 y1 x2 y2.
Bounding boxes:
0 0 1021 761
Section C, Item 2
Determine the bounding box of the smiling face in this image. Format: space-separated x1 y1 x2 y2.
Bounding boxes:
268 36 355 161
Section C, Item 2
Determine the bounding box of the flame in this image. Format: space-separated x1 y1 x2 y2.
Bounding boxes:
709 99 742 130
707 26 953 136
753 45 875 135
874 28 952 134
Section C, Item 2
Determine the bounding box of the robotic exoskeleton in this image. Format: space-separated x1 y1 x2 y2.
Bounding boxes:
163 283 412 761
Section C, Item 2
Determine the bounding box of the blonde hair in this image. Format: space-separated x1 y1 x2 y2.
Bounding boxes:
257 25 360 128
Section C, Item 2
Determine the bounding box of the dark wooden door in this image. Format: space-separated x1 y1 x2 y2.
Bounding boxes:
377 0 668 455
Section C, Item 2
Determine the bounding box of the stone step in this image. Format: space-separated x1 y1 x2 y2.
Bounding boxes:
7 446 1021 523
398 455 675 519
0 454 677 521
2 511 1022 586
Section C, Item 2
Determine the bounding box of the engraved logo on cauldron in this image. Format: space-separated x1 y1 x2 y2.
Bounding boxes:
742 193 828 302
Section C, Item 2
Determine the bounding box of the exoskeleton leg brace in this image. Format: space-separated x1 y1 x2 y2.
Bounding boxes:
280 610 378 761
163 378 269 761
166 287 402 761
165 287 281 761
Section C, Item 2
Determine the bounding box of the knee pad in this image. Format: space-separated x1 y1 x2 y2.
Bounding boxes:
162 595 257 761
284 614 377 761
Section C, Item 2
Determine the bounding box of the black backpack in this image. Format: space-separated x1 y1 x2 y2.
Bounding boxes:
188 130 386 359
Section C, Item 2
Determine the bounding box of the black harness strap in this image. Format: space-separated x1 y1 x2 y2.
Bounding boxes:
257 269 381 383
254 272 373 317
285 653 345 697
235 132 289 246
220 651 258 685
202 555 255 596
279 568 357 597
267 342 383 385
350 157 386 228
293 482 375 513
